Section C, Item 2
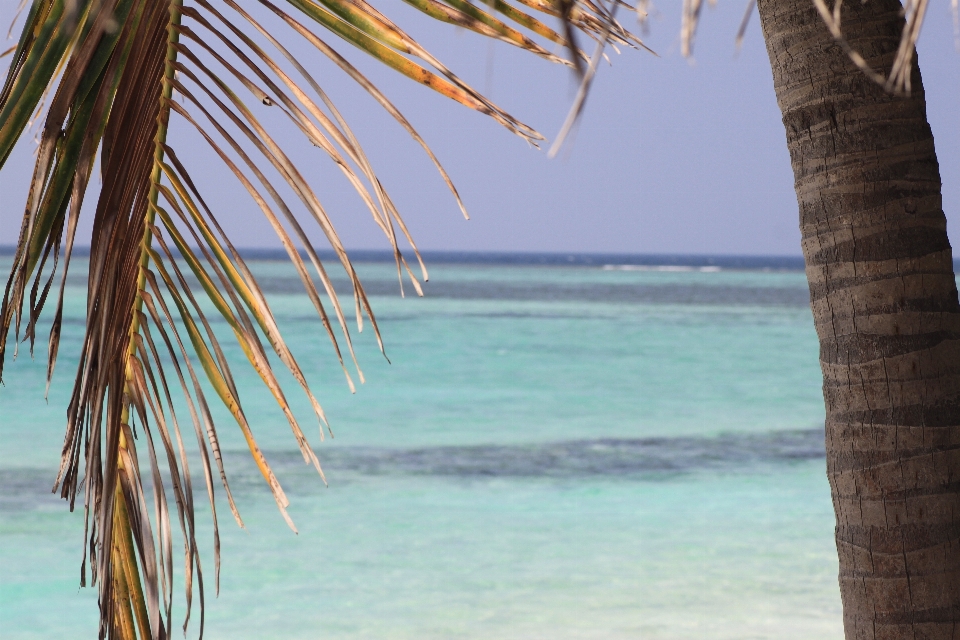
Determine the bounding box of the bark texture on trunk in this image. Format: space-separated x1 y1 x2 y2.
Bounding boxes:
755 1 960 638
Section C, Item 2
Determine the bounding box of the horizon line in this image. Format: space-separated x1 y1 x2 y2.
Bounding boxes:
1 245 958 271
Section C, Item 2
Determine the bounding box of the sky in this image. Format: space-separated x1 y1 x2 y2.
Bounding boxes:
1 1 957 256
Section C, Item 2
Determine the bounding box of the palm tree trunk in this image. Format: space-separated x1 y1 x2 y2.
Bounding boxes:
755 0 960 637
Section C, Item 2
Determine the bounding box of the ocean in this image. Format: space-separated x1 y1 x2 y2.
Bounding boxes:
0 253 849 638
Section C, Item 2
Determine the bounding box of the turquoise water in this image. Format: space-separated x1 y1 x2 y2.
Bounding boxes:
0 258 843 638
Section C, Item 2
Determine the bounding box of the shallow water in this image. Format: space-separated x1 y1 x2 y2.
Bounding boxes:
0 256 844 638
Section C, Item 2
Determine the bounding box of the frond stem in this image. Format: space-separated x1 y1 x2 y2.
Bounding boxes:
114 0 185 637
128 0 185 357
113 480 152 637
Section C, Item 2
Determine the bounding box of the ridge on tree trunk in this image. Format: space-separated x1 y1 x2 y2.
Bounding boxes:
756 0 960 638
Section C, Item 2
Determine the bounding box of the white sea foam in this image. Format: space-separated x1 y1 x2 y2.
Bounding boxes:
602 264 722 272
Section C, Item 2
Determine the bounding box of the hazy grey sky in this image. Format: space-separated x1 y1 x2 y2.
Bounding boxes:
1 1 957 255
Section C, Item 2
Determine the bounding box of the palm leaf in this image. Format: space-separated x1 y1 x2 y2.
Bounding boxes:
677 0 932 94
0 0 643 637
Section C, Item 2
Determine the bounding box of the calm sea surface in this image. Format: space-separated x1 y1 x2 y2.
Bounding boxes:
0 255 850 638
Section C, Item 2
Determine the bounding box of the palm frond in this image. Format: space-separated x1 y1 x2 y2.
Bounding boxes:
0 0 642 637
807 0 931 94
677 0 931 95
